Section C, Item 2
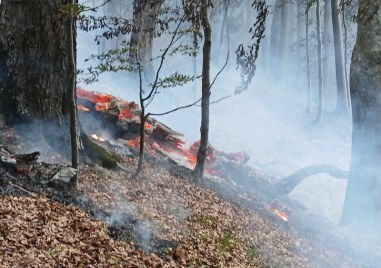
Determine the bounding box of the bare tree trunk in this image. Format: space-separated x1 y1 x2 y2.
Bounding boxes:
306 5 312 112
67 0 79 187
192 31 198 98
341 1 381 228
194 0 211 180
323 0 332 95
331 0 349 115
294 0 304 83
270 0 282 75
315 0 323 122
342 4 351 110
134 63 145 178
279 0 290 77
217 0 230 64
0 0 72 156
129 0 165 79
342 4 352 112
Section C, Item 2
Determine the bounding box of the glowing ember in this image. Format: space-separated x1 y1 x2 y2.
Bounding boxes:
77 88 250 177
91 134 105 142
272 208 289 222
128 138 140 148
145 122 153 130
77 87 113 103
77 104 90 112
95 103 110 111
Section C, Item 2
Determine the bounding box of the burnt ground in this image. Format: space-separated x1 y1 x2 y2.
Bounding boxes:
0 121 379 267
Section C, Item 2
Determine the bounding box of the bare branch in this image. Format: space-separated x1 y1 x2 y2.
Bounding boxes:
195 95 232 106
147 96 203 117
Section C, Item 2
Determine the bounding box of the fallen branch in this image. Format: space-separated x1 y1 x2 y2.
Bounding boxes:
8 181 37 197
272 164 348 196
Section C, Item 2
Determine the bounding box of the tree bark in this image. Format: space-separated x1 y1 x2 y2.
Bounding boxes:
315 0 323 122
294 0 304 83
270 0 282 75
342 4 351 110
331 0 349 115
194 0 211 180
67 0 79 187
279 0 290 77
341 1 381 228
129 0 165 79
323 0 332 96
0 0 73 156
306 4 312 112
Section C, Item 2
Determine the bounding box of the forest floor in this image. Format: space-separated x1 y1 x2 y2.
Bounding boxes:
0 117 373 268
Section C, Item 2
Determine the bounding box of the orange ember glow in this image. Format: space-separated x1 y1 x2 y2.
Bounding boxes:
91 134 105 142
77 88 113 104
95 103 110 111
128 138 140 148
272 208 289 222
77 88 249 177
145 122 153 130
77 104 90 112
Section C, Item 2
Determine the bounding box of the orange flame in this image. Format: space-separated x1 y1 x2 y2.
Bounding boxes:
77 88 113 103
95 103 110 111
272 208 289 222
128 138 140 148
91 134 105 142
77 104 90 112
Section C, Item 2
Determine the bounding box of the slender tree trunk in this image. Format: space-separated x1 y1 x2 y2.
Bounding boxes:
192 31 198 98
134 64 145 178
217 0 230 64
194 0 211 180
279 0 290 77
294 0 304 83
129 0 165 79
342 3 351 111
306 5 312 112
270 0 282 75
341 1 381 228
67 0 79 187
323 0 331 95
0 0 72 156
315 0 323 122
262 0 275 76
331 0 349 115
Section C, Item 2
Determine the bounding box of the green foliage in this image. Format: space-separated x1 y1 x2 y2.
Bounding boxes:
235 0 268 94
162 246 173 254
194 214 218 229
156 72 200 89
247 247 258 259
219 231 235 252
60 4 86 19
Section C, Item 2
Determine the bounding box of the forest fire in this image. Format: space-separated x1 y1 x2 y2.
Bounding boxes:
77 104 90 112
272 208 289 222
91 134 105 142
76 87 249 173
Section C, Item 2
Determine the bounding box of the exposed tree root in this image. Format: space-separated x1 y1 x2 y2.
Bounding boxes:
272 164 348 196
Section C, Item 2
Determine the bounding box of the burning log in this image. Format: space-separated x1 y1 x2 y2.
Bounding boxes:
75 87 350 223
76 87 248 174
